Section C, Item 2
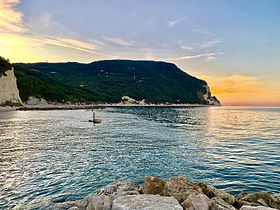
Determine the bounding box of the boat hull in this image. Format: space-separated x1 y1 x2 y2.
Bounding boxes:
89 119 101 123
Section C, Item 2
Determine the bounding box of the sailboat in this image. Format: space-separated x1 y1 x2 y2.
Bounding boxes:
89 110 101 123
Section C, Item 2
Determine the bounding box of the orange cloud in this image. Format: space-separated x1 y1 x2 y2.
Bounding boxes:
0 33 116 62
200 74 280 106
0 0 26 32
0 1 115 61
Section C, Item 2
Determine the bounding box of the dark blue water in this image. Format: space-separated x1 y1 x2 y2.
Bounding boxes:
0 107 279 209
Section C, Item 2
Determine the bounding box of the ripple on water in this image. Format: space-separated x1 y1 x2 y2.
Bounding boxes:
0 107 279 209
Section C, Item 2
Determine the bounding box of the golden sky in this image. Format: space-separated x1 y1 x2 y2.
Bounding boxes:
200 75 280 106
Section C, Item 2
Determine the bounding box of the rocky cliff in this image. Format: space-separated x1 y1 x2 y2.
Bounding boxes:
0 68 22 106
202 84 221 106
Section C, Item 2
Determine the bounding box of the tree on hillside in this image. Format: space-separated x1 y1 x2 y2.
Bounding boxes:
0 56 12 77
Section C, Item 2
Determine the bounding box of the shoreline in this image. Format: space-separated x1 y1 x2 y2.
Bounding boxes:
0 103 213 111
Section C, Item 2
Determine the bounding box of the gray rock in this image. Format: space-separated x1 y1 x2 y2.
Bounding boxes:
143 176 165 195
208 186 235 205
236 192 249 201
272 194 280 203
195 183 234 205
240 206 278 210
96 182 141 198
54 201 77 210
237 192 280 209
111 194 183 210
86 195 112 210
195 183 216 198
211 197 236 210
54 195 111 210
162 176 202 203
181 193 212 210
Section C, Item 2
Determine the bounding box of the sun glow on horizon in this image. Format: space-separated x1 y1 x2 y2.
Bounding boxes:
200 75 280 106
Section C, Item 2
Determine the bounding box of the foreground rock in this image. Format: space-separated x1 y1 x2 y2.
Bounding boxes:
54 176 280 210
235 192 280 209
162 176 202 203
96 181 142 198
143 176 165 195
181 193 212 210
55 195 111 210
211 197 236 210
196 182 235 205
111 194 183 210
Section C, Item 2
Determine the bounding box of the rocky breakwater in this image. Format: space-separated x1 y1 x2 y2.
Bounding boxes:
55 176 280 210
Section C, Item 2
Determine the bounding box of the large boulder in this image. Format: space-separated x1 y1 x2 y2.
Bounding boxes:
236 192 280 209
195 183 235 205
162 176 202 203
55 201 77 209
96 182 141 198
111 194 183 210
55 195 111 210
181 193 212 210
240 206 278 210
196 183 216 198
86 195 112 210
143 176 165 195
211 197 236 210
272 194 280 203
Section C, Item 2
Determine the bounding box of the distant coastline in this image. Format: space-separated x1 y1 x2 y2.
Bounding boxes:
13 103 212 111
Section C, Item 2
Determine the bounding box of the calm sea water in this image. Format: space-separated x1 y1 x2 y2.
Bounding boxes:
0 106 279 209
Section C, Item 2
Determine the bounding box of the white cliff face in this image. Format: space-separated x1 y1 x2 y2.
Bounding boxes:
121 96 145 105
26 96 48 106
203 84 221 106
0 68 22 106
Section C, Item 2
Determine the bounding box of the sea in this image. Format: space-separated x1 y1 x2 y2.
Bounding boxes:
0 106 279 209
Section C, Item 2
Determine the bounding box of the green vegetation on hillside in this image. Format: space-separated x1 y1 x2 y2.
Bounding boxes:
13 60 211 104
0 56 12 77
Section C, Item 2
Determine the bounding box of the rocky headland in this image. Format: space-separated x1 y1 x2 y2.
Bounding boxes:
54 176 280 210
14 60 221 106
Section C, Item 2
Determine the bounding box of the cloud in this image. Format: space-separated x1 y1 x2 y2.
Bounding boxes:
180 45 194 51
202 75 263 94
206 56 218 61
103 36 135 47
43 37 101 53
199 40 221 49
179 40 221 53
0 33 114 60
166 52 224 61
39 37 113 57
0 0 26 32
167 17 185 28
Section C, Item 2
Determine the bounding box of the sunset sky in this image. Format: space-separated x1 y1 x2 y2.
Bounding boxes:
0 0 279 106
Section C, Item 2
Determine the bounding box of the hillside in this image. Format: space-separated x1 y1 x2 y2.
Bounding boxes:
13 60 220 105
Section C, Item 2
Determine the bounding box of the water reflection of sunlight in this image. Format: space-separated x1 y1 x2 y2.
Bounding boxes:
206 106 280 169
